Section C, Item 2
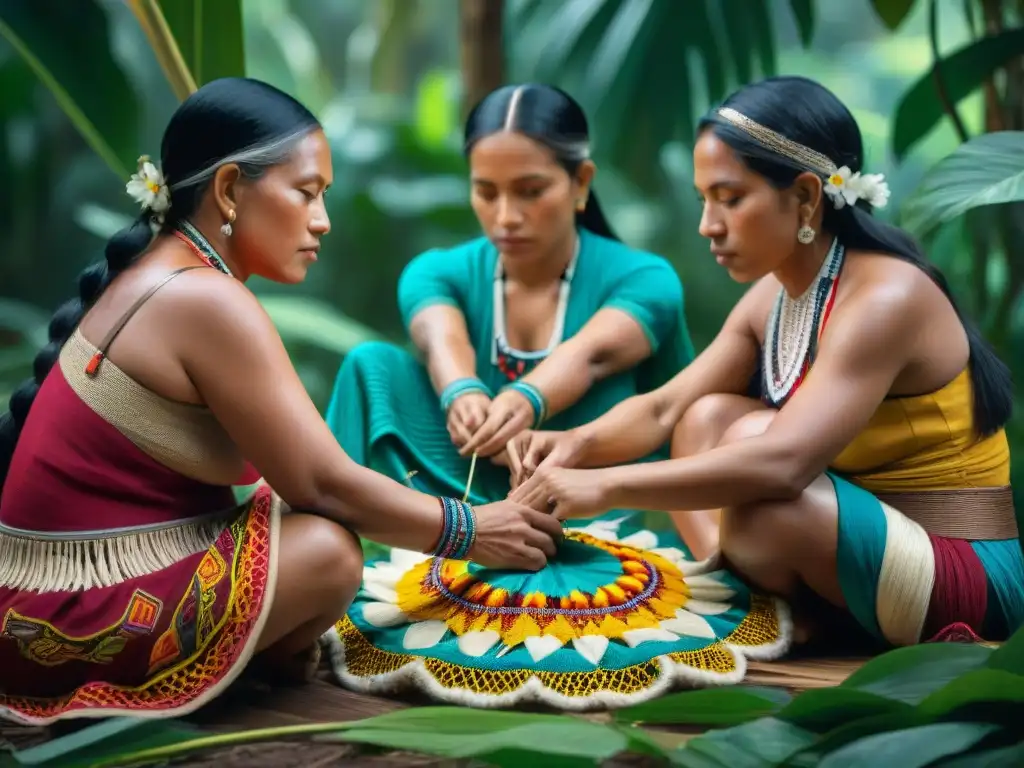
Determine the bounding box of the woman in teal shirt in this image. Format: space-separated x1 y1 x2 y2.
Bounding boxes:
326 84 693 506
323 84 791 711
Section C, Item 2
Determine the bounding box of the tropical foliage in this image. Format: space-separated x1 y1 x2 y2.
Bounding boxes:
8 625 1024 766
1 1 1023 765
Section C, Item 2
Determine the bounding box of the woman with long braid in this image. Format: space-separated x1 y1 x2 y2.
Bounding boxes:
0 77 560 724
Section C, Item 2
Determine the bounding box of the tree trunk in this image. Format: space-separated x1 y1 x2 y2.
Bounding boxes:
458 0 504 119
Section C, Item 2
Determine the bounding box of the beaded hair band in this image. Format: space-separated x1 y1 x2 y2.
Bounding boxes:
715 107 890 210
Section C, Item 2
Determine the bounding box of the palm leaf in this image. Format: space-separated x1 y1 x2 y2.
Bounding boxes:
900 131 1024 238
505 0 816 190
891 28 1024 160
0 0 139 178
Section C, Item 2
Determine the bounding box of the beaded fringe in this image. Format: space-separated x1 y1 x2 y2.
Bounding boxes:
0 516 230 593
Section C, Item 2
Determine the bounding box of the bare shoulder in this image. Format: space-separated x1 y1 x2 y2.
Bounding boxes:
165 269 277 340
825 251 940 359
839 251 936 318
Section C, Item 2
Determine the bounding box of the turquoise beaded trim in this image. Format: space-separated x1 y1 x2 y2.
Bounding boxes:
503 380 548 429
440 378 493 412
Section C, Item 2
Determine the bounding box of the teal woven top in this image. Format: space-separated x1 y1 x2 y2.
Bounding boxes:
398 226 695 436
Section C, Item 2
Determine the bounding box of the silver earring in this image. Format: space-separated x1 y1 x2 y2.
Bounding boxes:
221 210 236 237
797 224 815 244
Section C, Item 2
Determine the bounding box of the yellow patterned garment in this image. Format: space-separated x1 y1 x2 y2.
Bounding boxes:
831 368 1010 492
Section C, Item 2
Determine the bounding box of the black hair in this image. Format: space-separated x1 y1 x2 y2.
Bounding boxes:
698 75 1012 437
463 83 620 242
0 77 321 493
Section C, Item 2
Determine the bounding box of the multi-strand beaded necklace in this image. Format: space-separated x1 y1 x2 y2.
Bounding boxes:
761 237 845 407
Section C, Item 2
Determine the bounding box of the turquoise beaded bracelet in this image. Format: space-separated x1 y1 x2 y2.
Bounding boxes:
440 377 493 412
503 380 548 429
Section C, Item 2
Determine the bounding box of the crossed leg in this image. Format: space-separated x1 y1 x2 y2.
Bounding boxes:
668 394 863 647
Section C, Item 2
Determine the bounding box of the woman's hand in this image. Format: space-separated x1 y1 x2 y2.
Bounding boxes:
505 429 588 488
468 499 564 570
446 392 491 450
459 389 536 458
507 466 611 521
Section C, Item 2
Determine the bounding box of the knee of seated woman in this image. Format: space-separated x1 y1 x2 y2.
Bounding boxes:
724 475 838 554
287 513 364 596
718 408 775 446
677 394 765 447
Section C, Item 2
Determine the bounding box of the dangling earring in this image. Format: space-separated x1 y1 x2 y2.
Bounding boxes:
797 222 815 244
221 209 236 237
576 198 586 212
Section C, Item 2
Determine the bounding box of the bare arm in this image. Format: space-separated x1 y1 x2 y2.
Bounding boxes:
178 278 444 549
460 308 657 457
175 275 564 567
568 286 765 468
409 305 479 396
596 284 918 512
516 307 653 418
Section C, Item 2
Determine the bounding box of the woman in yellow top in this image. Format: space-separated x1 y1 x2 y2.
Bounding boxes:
508 75 1023 648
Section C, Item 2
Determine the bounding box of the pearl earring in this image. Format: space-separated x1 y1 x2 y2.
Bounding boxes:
797 223 815 244
221 210 236 237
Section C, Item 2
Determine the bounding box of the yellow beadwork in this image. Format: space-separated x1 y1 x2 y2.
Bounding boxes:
394 531 695 649
336 594 783 698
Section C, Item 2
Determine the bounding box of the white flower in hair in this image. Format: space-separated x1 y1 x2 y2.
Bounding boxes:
126 155 170 216
858 172 891 209
824 166 857 209
824 165 890 210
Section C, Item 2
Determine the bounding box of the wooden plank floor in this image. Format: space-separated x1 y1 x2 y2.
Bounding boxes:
2 657 867 767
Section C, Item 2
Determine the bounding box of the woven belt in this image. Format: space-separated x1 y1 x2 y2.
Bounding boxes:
875 486 1018 540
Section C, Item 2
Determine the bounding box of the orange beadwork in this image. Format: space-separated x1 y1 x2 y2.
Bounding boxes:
0 488 273 722
84 352 104 377
394 531 691 647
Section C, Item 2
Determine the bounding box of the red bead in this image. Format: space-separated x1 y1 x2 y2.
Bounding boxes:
84 352 104 377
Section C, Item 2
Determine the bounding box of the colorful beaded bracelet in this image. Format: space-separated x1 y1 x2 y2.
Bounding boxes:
431 496 477 560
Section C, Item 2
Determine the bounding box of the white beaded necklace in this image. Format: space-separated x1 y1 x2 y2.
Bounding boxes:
762 238 845 406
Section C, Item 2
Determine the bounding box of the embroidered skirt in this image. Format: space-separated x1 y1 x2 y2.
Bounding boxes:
0 485 280 725
324 511 792 711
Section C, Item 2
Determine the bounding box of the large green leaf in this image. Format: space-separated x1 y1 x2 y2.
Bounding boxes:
673 717 818 768
614 686 792 726
775 687 913 731
937 742 1024 767
900 131 1024 238
917 668 1024 719
817 722 999 768
0 0 139 178
91 708 657 768
985 621 1024 675
891 28 1024 159
869 0 918 30
157 0 245 86
840 639 992 693
259 295 383 356
12 716 199 767
788 0 815 46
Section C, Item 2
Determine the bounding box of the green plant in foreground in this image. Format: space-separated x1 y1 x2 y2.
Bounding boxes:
7 624 1023 767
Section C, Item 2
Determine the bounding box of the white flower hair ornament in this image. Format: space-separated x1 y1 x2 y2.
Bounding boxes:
125 155 171 232
823 166 891 210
